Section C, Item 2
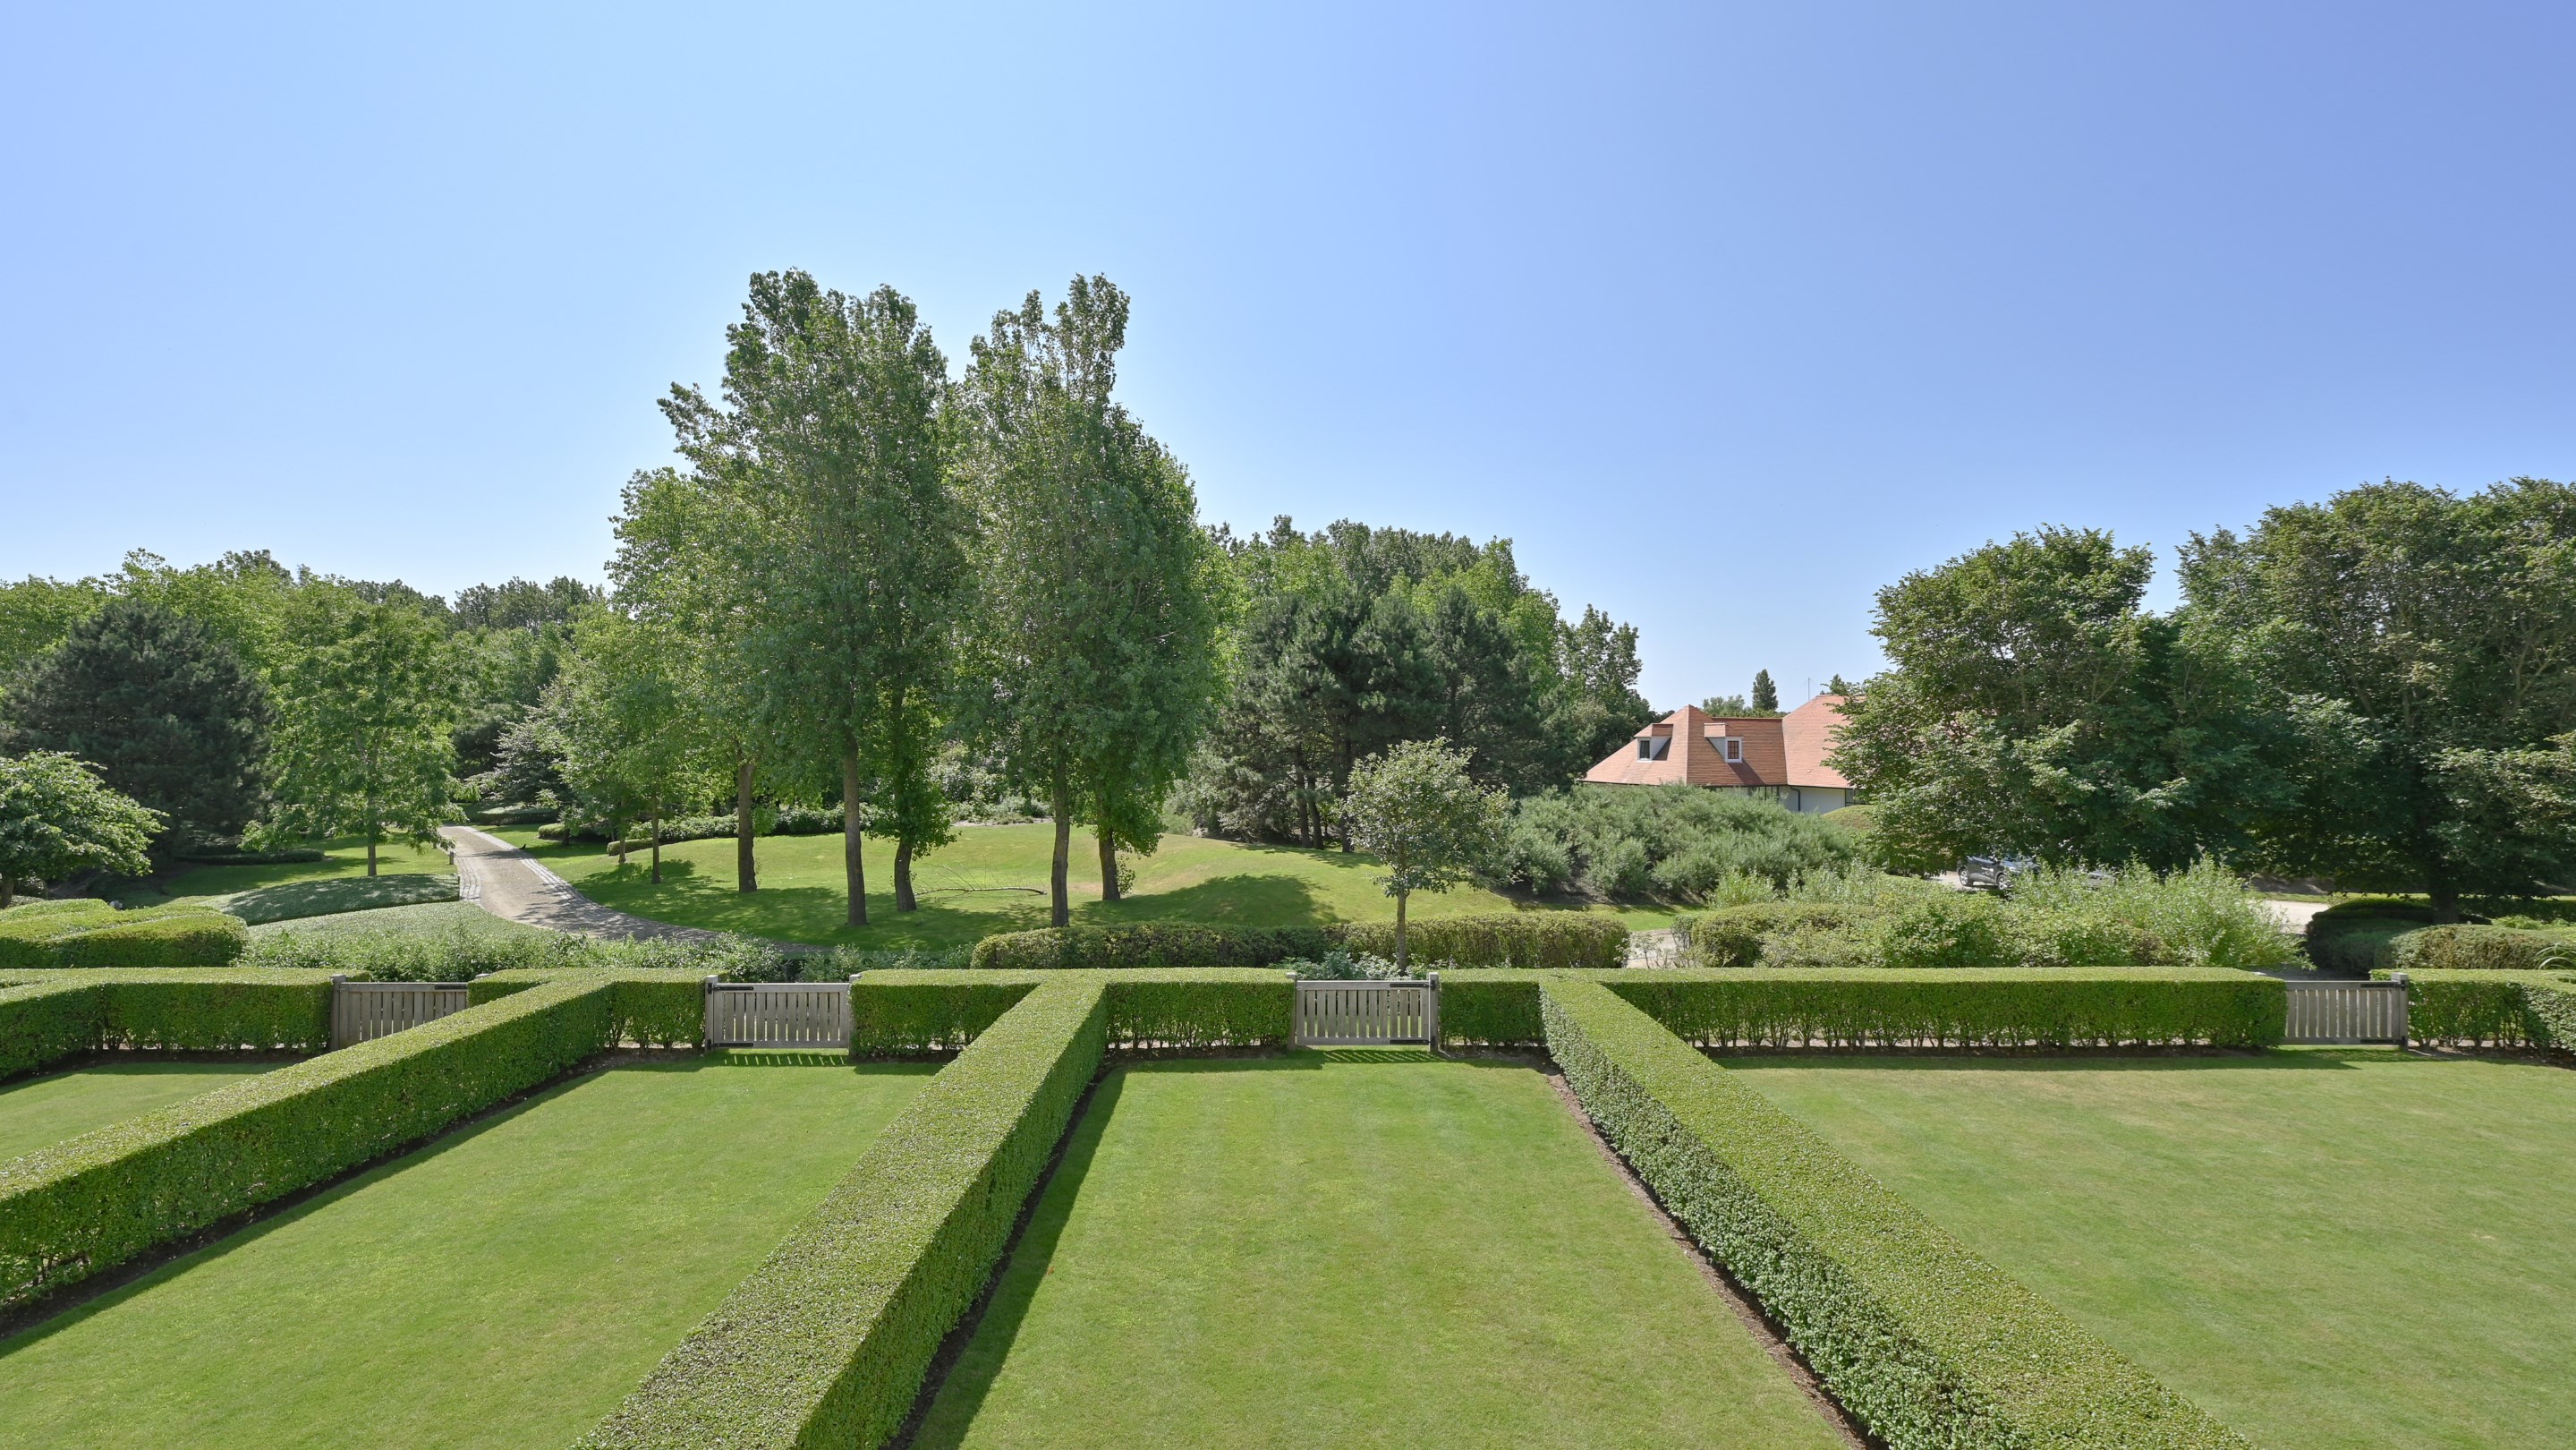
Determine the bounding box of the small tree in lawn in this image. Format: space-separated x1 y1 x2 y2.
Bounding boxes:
1341 738 1509 973
0 751 162 907
264 593 462 876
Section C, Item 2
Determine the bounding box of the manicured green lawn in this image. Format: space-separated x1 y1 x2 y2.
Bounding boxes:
1728 1050 2576 1450
222 872 459 924
0 1055 933 1449
912 1052 1842 1449
0 1062 272 1163
492 823 1669 949
245 899 554 943
146 836 458 907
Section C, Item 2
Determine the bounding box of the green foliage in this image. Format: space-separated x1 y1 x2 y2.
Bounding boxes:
2180 478 2576 907
1879 892 2019 968
0 900 246 968
2 597 269 846
579 978 1109 1449
2376 968 2576 1048
0 973 616 1309
1607 968 2286 1050
1539 978 2254 1450
547 610 723 883
970 923 1332 971
222 872 459 925
1496 785 1858 900
956 277 1224 925
1342 738 1511 968
2379 924 2576 973
262 591 463 873
0 575 114 680
1 969 329 1082
1750 669 1780 712
2303 900 2447 975
0 750 162 905
1839 525 2277 873
1178 517 1654 846
1676 901 1899 968
1331 912 1628 970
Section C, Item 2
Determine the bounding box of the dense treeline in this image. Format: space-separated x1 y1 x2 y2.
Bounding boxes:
1837 478 2576 912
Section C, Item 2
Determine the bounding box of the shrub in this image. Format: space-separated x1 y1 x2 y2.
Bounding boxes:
2373 967 2576 1049
1333 913 1628 970
1880 893 2016 968
0 977 107 1080
169 848 327 866
2379 924 2576 973
850 976 1040 1054
0 974 618 1309
1607 968 2285 1050
969 924 1331 971
2008 861 2294 971
1494 785 1858 901
848 969 1292 1055
0 902 248 968
1541 978 2251 1450
1677 901 1893 967
2304 900 2445 974
243 920 597 981
579 977 1110 1450
1279 948 1402 980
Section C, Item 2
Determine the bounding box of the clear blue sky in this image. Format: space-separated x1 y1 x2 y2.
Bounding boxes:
4 2 2570 709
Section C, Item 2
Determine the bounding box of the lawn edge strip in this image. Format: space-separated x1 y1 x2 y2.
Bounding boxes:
1539 977 2251 1450
578 977 1111 1450
0 973 617 1309
1445 968 2284 1052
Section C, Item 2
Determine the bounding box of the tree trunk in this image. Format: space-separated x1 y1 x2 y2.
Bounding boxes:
842 743 869 927
1050 777 1074 928
1394 888 1409 975
1097 828 1120 903
650 803 663 885
367 828 378 878
735 756 758 893
1 874 14 909
895 839 917 911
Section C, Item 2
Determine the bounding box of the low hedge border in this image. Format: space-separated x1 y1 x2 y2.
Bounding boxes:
965 915 1628 972
578 977 1112 1450
1433 968 2286 1051
2377 924 2576 974
2372 968 2576 1049
0 903 250 968
0 969 335 1081
1542 977 2249 1450
852 969 1292 1055
0 974 620 1309
470 968 706 1048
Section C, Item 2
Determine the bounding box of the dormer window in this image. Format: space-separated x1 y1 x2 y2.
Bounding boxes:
1636 735 1671 761
1722 738 1743 763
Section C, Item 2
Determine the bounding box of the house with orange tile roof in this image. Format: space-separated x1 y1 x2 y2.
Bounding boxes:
1580 694 1856 814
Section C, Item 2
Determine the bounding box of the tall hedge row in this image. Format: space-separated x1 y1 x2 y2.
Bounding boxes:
851 969 1293 1054
470 968 706 1048
0 974 618 1309
0 970 334 1081
966 915 1628 972
2378 925 2575 974
579 978 1112 1450
1542 978 2249 1450
2374 968 2576 1048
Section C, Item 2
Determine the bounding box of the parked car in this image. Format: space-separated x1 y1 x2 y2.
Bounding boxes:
1960 855 2036 892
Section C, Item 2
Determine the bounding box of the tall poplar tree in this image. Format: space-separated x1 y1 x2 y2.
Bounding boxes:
958 277 1224 925
665 273 967 925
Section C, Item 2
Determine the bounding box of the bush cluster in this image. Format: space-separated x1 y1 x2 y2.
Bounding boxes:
2374 967 2576 1049
850 969 1294 1055
0 974 619 1309
968 915 1627 972
1494 785 1857 900
579 977 1111 1449
2380 924 2576 974
1677 861 2294 972
0 900 249 968
1540 977 2251 1450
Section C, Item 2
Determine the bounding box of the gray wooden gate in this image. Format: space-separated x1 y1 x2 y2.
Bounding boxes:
1294 977 1440 1048
702 980 851 1049
331 977 472 1048
2283 977 2409 1045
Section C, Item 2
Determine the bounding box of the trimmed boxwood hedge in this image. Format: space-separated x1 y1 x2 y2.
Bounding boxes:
2378 924 2574 974
580 977 1112 1450
0 969 334 1081
1542 977 2250 1450
0 973 618 1309
851 969 1293 1055
2373 967 2576 1048
1432 968 2285 1051
967 915 1628 972
470 968 709 1049
0 902 249 968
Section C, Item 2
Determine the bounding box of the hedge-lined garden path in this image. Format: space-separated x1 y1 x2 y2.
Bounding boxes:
0 1062 271 1164
910 1052 1848 1449
1729 1051 2576 1450
0 1056 934 1449
444 825 733 943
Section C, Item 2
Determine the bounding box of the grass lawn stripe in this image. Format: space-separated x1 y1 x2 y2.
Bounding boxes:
0 1055 934 1449
0 1062 273 1164
912 1051 1846 1450
1726 1050 2576 1450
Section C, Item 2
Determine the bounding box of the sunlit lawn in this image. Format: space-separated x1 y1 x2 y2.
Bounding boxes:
912 1052 1842 1449
0 1062 274 1163
1729 1050 2576 1450
0 1056 933 1449
490 823 1669 949
147 837 457 907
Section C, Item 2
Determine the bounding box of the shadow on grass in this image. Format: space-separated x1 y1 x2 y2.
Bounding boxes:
1073 872 1331 925
908 1068 1127 1450
224 874 456 925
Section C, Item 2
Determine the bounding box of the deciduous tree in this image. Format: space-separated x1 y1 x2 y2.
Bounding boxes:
263 593 463 876
1341 738 1509 971
0 751 161 907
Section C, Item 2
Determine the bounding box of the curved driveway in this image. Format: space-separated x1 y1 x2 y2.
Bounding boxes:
442 826 727 944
